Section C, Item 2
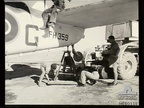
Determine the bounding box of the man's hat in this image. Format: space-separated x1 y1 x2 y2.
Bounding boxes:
51 64 57 69
108 35 115 39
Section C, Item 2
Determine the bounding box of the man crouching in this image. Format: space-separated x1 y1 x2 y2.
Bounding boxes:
38 62 59 87
77 64 100 87
77 64 110 87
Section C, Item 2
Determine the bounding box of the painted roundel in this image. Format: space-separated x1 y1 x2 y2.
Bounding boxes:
5 12 19 42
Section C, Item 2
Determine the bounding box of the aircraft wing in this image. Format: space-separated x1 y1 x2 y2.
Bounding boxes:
57 0 138 29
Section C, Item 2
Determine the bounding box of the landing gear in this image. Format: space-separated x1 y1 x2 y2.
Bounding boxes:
54 45 83 81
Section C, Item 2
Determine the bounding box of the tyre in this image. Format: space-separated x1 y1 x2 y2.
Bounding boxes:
73 51 83 62
100 52 137 80
116 52 137 80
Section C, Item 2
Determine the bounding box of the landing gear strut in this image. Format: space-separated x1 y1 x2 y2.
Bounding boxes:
54 45 83 81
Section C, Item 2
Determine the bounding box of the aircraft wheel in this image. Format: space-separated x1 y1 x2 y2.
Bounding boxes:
73 51 83 62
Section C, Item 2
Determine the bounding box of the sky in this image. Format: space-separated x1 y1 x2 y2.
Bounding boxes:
75 26 107 52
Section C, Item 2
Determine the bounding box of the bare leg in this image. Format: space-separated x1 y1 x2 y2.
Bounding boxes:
40 8 51 29
80 71 99 84
41 11 46 27
45 74 50 83
108 57 118 85
38 66 46 86
97 79 110 84
80 70 111 85
48 6 58 28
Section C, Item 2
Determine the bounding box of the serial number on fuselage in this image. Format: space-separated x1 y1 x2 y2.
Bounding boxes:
25 24 69 46
48 31 69 41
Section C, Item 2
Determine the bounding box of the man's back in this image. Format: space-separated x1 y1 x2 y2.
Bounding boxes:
109 41 120 57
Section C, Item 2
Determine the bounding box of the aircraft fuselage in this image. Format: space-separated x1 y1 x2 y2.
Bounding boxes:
5 4 85 55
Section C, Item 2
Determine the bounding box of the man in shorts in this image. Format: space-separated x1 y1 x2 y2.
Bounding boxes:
91 35 120 86
77 64 100 87
41 0 71 29
101 35 120 85
38 63 59 87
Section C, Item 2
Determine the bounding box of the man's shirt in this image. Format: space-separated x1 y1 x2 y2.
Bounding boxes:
107 41 120 57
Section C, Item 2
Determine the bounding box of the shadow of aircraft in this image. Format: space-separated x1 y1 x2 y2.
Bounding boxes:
5 64 41 80
5 64 79 86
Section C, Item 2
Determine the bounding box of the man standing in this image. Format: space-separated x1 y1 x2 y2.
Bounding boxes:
101 35 120 86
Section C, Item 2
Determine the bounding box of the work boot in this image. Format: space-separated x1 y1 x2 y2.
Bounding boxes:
40 19 49 30
90 80 97 85
77 81 85 87
87 79 97 86
48 22 55 28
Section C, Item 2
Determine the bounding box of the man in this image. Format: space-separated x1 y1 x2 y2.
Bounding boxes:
41 0 71 29
77 64 111 87
38 63 59 87
63 51 76 73
77 64 99 86
100 35 120 86
41 5 56 29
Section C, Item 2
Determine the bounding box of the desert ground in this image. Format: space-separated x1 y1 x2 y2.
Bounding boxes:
5 49 139 105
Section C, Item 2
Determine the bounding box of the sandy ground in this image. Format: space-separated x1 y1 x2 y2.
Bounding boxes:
5 49 139 105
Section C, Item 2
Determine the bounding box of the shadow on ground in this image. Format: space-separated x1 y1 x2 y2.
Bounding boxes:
5 64 41 80
30 73 77 86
